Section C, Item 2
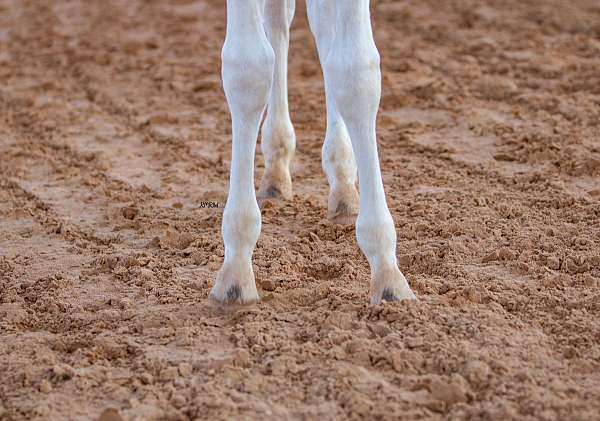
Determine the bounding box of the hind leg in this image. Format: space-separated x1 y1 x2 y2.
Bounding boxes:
210 0 275 304
326 0 415 303
307 0 359 225
257 0 296 204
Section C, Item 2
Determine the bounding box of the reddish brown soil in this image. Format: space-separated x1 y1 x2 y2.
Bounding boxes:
1 0 600 420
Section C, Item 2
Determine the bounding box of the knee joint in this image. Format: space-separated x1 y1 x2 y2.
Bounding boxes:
326 50 381 115
221 41 275 113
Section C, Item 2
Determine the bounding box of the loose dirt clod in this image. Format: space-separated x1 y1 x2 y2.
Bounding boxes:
97 408 125 421
121 206 138 220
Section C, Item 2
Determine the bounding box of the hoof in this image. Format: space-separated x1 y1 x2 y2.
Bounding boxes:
209 262 259 305
257 185 288 206
370 266 417 304
209 284 259 306
328 187 359 225
329 201 358 225
257 171 292 207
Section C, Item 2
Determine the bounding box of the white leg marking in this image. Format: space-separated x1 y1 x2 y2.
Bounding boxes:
326 0 416 303
307 0 359 224
257 0 296 204
210 0 275 304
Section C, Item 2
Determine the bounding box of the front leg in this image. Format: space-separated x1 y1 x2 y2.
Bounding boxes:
210 0 275 305
327 0 416 304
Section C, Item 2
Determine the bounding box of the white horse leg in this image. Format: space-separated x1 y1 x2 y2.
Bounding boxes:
307 0 359 225
326 0 416 303
210 0 275 304
257 0 296 203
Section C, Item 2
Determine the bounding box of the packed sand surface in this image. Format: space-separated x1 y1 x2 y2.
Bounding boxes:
1 0 600 419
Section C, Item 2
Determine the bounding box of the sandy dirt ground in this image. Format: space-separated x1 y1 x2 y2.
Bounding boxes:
1 0 600 419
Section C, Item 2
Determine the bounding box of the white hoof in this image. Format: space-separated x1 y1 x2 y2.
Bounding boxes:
257 167 292 206
328 185 359 225
209 261 259 305
370 265 417 304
